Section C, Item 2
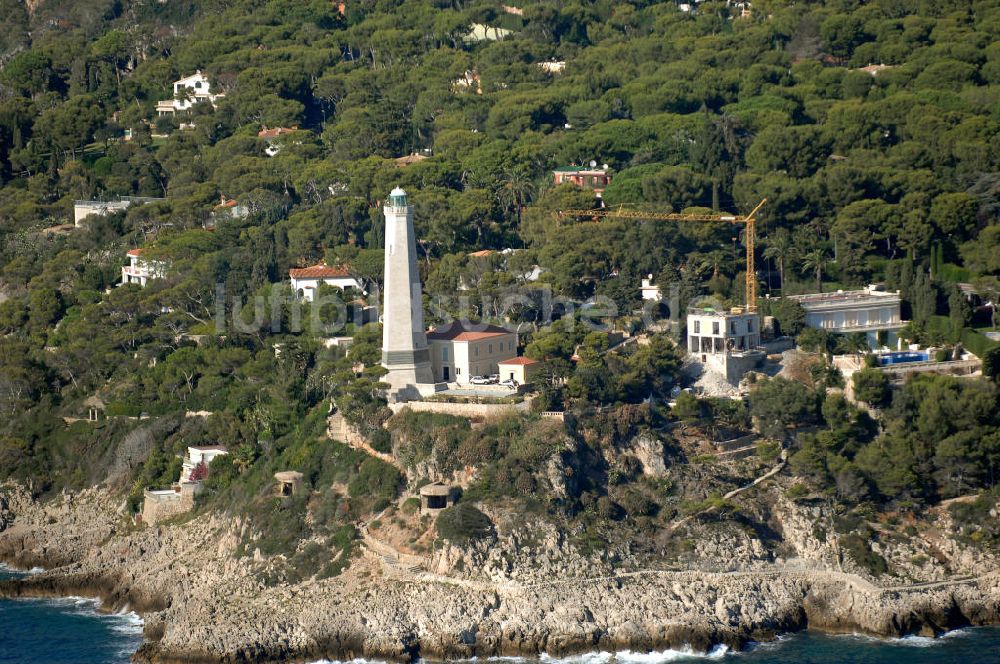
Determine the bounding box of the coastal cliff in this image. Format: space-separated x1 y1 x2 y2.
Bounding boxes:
2 482 1000 663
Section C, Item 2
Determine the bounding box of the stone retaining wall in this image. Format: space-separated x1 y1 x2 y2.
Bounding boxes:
141 484 198 525
388 400 527 418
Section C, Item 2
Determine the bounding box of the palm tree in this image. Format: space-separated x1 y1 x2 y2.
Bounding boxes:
763 229 793 294
496 168 536 228
800 248 830 293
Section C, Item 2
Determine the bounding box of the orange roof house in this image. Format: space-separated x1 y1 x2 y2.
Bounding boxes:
258 125 298 139
425 321 520 384
497 355 542 385
288 264 362 301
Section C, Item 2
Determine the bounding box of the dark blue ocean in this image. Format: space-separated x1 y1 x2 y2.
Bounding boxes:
0 563 143 663
4 563 1000 664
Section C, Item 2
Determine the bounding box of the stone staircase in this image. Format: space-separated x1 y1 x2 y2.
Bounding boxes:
358 521 431 576
713 433 759 460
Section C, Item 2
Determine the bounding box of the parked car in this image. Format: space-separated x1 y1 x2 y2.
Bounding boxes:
500 378 518 389
487 374 500 384
470 375 491 385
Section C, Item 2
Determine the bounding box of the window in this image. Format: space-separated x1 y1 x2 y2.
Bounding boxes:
747 319 754 333
456 367 460 375
730 321 737 335
712 321 720 335
442 347 449 361
488 343 493 354
693 320 700 334
475 347 479 357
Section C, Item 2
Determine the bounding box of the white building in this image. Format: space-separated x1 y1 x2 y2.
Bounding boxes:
179 446 229 483
74 196 163 227
688 307 760 355
538 61 566 74
121 248 167 287
786 286 905 349
258 126 298 157
687 306 763 385
289 264 363 302
156 71 224 116
427 321 519 384
641 274 662 301
381 188 440 400
74 200 131 226
497 356 542 385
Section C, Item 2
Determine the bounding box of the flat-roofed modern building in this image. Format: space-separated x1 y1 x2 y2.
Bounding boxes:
687 307 761 357
687 306 764 385
786 285 905 348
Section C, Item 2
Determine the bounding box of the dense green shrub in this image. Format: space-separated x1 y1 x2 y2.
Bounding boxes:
852 368 890 407
435 503 494 544
347 458 402 501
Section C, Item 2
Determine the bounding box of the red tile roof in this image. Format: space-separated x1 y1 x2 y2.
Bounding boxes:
127 248 144 257
468 249 495 258
498 356 538 365
258 126 298 139
289 264 353 279
426 321 513 342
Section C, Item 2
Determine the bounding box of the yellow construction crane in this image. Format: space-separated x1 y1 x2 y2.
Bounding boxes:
558 198 768 313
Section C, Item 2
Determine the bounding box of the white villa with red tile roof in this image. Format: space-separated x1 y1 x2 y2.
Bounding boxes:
289 264 363 301
258 126 299 156
426 321 522 384
121 248 167 287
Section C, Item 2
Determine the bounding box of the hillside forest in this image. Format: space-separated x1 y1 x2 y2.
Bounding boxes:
2 0 1000 571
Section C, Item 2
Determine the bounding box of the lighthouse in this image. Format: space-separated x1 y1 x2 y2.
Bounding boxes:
380 187 438 400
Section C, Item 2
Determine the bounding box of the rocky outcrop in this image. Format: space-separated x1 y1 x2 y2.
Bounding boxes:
3 484 1000 664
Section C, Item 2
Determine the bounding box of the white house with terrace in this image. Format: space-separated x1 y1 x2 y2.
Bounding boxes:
179 446 229 483
289 264 363 302
121 248 167 287
156 71 225 116
786 285 906 349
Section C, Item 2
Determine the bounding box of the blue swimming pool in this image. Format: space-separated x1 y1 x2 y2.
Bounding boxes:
878 351 930 366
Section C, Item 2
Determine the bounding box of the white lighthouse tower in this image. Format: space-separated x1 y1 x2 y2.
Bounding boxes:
380 187 438 401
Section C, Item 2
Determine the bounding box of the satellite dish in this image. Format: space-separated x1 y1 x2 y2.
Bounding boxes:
589 160 597 168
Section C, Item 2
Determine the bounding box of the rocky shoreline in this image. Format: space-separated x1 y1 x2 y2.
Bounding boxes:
3 484 1000 663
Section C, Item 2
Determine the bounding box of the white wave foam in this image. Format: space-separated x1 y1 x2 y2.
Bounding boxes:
540 652 613 664
0 562 44 575
305 659 389 664
833 630 970 648
539 647 729 664
616 645 730 662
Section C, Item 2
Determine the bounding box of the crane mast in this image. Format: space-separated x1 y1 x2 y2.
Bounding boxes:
558 198 768 313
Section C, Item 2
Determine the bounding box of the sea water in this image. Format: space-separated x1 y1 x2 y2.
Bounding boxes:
311 629 1000 664
0 563 143 664
3 559 1000 664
